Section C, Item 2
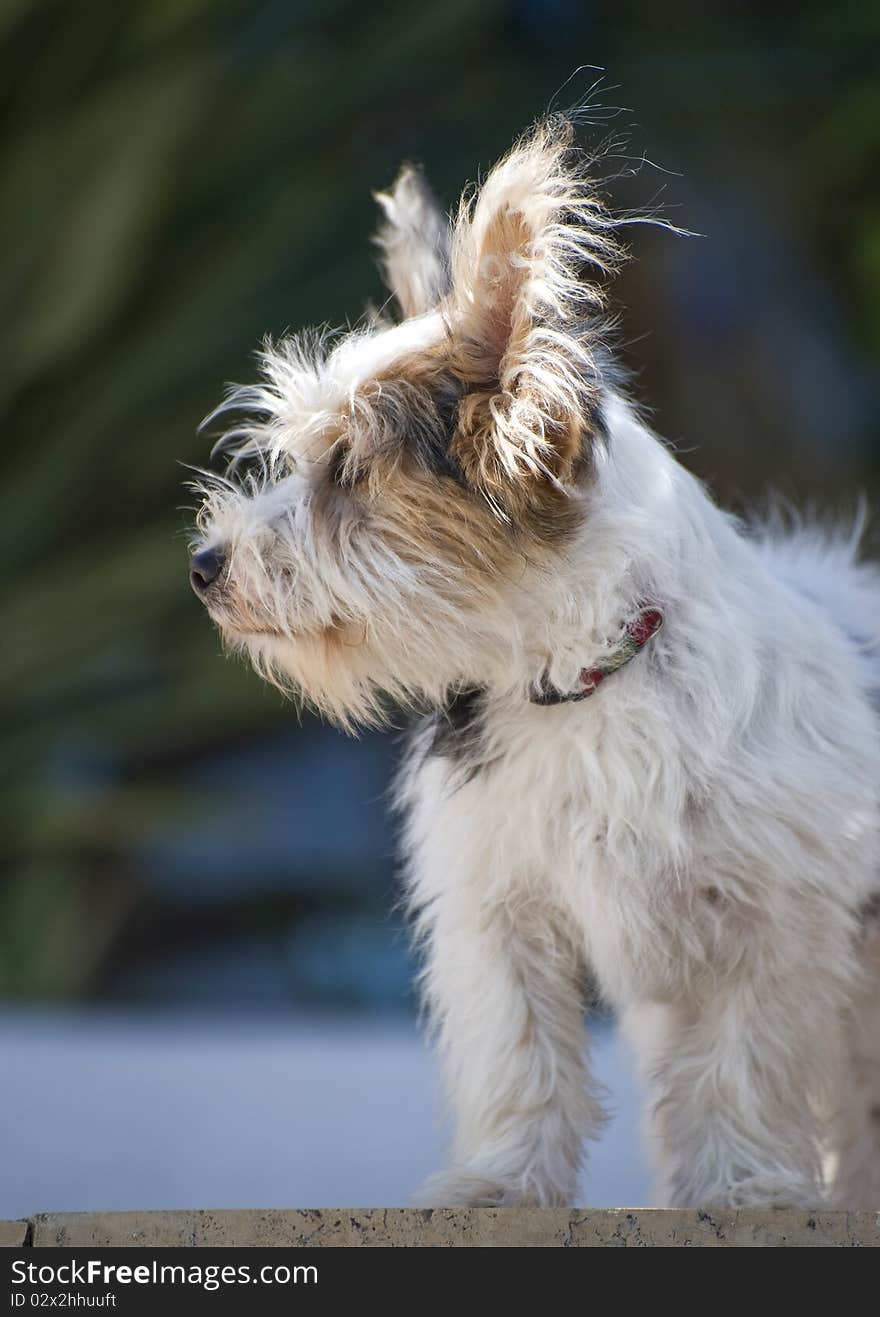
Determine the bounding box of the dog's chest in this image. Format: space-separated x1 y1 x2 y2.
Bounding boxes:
407 694 736 1005
485 696 678 848
469 699 712 998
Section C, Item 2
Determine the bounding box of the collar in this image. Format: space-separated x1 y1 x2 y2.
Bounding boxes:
530 606 664 706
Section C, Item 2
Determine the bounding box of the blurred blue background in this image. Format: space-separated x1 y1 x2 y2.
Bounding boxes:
1 0 877 1214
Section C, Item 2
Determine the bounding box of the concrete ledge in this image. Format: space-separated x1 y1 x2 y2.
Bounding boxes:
0 1209 873 1247
0 1220 29 1248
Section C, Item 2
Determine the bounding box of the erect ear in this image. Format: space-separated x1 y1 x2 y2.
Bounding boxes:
448 119 620 503
373 165 451 319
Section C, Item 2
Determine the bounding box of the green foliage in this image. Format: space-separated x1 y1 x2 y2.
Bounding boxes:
0 0 539 998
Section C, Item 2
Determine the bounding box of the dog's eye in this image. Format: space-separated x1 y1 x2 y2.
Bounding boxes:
326 447 365 490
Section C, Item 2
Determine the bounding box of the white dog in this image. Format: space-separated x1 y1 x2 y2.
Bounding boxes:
189 117 880 1208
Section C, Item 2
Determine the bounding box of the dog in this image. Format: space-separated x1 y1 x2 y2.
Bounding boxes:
189 117 880 1209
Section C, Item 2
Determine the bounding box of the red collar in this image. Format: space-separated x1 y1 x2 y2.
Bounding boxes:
530 606 664 705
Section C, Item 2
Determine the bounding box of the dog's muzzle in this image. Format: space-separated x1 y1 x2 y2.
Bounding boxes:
190 546 226 598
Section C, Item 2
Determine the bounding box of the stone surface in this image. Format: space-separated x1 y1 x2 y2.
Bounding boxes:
32 1211 200 1248
0 1220 28 1247
26 1208 880 1247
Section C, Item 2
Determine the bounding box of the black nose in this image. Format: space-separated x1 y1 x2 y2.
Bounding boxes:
190 546 225 596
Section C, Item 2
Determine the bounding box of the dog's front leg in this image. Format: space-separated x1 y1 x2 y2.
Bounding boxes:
630 963 842 1208
413 881 601 1208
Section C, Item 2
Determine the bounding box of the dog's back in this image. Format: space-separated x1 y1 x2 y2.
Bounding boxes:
754 518 880 698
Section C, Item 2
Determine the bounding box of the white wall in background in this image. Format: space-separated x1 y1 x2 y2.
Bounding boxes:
0 1011 650 1216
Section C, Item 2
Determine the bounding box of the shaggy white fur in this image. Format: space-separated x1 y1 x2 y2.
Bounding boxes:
191 118 880 1208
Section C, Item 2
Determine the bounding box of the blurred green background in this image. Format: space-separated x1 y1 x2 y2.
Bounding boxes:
1 0 878 1009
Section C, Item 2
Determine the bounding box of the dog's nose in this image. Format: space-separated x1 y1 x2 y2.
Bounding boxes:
190 546 225 596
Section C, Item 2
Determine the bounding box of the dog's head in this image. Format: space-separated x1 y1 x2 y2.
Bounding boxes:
190 119 622 726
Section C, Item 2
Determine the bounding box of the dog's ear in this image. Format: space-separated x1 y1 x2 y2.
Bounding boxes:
373 166 451 319
448 120 620 505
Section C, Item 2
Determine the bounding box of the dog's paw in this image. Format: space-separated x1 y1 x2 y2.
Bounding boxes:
415 1167 522 1208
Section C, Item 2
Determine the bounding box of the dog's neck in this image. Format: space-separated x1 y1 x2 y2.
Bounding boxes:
476 391 758 709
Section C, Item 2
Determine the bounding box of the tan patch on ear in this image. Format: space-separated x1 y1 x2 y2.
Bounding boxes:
449 369 588 537
445 197 594 528
452 383 584 480
469 205 533 369
436 116 621 535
